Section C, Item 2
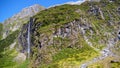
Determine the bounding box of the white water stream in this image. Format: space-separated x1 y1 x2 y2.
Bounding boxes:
27 18 31 59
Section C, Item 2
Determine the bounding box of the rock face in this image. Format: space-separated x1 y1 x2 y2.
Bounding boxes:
9 42 16 50
14 53 26 63
19 17 95 53
19 17 116 67
18 18 34 53
2 4 45 39
18 0 120 68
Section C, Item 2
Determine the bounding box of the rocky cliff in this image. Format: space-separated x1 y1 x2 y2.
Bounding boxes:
18 0 120 68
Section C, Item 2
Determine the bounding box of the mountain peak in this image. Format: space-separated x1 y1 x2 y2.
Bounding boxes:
2 4 45 39
12 4 45 20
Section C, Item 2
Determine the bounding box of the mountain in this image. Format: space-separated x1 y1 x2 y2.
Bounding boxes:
2 4 45 39
0 4 45 68
0 0 120 68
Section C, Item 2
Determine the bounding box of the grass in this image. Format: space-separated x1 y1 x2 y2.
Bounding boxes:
14 60 29 68
0 23 3 40
88 56 120 68
0 30 19 53
39 40 99 68
0 30 20 68
33 4 81 27
0 49 18 68
111 62 120 68
112 41 120 56
37 34 100 68
0 48 29 68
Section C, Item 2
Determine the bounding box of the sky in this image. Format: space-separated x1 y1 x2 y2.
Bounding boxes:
0 0 84 23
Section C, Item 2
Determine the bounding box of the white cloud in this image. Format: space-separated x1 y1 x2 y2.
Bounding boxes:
65 0 85 5
48 0 85 8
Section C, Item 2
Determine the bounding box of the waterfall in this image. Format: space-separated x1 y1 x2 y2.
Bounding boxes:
27 18 32 58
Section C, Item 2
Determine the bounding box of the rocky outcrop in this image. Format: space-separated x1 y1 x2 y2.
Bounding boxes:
9 42 16 50
31 19 94 48
14 53 26 63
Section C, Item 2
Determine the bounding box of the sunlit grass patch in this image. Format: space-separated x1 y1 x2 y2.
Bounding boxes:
44 43 100 68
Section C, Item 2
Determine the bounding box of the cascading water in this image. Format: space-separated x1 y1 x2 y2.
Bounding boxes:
27 18 32 59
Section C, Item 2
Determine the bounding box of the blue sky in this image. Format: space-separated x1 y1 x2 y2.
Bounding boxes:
0 0 84 23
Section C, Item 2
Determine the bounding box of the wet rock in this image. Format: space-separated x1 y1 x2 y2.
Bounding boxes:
18 18 34 53
118 30 120 39
18 24 28 53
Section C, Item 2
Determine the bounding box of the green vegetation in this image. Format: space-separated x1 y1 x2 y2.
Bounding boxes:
88 56 120 68
34 4 81 27
0 0 120 68
88 64 104 68
0 30 19 53
31 1 120 68
40 46 99 68
112 41 120 56
14 60 29 68
0 29 29 68
0 49 17 68
0 49 29 68
39 36 99 68
0 30 19 68
0 23 3 40
111 62 120 68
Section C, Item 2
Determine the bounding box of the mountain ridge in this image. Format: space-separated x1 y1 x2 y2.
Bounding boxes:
2 4 45 39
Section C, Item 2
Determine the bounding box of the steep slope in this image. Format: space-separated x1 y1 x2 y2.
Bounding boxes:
18 0 120 68
0 0 120 68
2 4 45 39
0 30 19 68
0 4 45 68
